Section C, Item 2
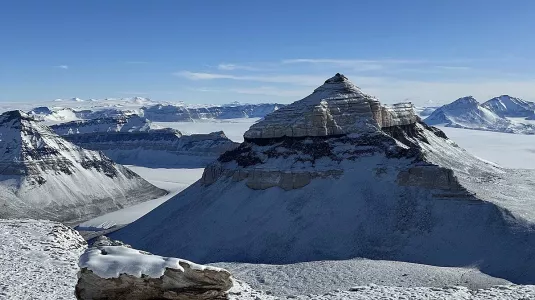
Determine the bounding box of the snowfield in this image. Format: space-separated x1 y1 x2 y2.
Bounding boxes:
228 281 535 300
0 220 86 300
154 118 261 142
213 258 509 297
440 127 535 169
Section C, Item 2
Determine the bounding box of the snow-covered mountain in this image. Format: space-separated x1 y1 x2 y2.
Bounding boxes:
28 106 78 122
0 110 167 223
482 95 535 118
23 101 283 125
112 74 535 284
424 96 535 134
141 103 283 122
50 114 153 135
28 106 139 124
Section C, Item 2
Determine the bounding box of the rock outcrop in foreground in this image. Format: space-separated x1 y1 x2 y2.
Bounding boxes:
76 237 232 300
112 74 535 284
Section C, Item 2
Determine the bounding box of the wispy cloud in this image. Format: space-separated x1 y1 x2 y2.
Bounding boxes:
55 65 69 69
217 63 261 71
175 71 327 86
282 58 424 65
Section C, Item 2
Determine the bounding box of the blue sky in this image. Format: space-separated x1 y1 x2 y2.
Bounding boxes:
1 0 535 105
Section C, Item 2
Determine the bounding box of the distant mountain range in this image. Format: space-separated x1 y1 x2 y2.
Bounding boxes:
423 95 535 134
24 100 283 123
50 115 238 168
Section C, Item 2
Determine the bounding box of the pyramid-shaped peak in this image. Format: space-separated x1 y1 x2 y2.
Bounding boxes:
244 74 417 139
449 96 479 107
312 73 363 97
325 73 349 83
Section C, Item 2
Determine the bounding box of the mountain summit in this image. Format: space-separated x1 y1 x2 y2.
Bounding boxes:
0 110 166 222
482 95 535 118
245 73 416 139
113 75 535 284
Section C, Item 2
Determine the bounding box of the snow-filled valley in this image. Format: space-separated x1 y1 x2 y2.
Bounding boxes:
77 166 204 231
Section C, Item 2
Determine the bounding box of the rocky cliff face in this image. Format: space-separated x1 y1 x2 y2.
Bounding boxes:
112 74 535 284
142 103 282 122
55 127 238 167
244 74 417 139
0 110 167 223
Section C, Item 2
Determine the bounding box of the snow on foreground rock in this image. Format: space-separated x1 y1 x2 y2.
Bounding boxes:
0 110 167 223
112 74 535 284
76 236 232 300
0 219 86 300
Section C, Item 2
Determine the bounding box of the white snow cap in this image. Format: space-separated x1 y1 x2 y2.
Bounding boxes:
79 245 224 279
244 73 417 139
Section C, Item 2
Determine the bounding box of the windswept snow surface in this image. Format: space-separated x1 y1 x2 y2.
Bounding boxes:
0 219 86 300
213 259 509 296
228 281 535 300
77 166 204 230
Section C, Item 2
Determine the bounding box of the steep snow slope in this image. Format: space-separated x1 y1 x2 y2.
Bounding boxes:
0 219 86 300
425 96 535 134
482 95 535 118
112 74 535 284
0 110 166 223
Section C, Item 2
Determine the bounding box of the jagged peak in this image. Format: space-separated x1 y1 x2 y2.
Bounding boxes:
449 96 479 107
